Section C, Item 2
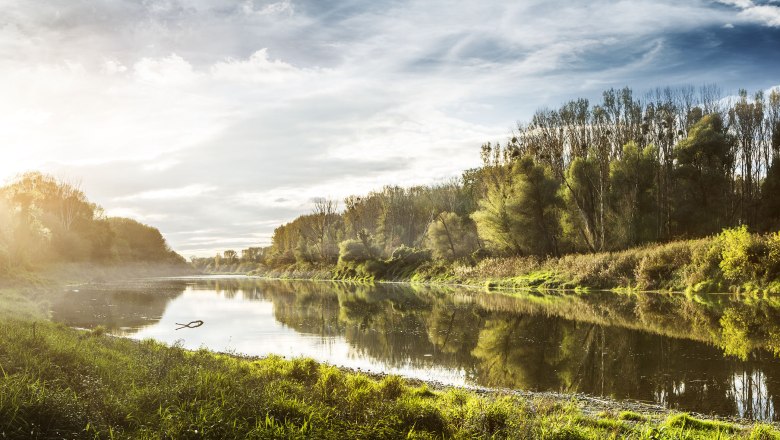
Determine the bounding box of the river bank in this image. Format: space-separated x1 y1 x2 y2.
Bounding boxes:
200 229 780 297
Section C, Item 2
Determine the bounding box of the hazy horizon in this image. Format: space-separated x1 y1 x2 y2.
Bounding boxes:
2 0 780 257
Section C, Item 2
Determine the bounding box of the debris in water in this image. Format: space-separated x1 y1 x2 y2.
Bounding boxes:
175 320 204 330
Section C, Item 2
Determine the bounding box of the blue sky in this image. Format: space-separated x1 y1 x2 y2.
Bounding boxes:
0 0 778 257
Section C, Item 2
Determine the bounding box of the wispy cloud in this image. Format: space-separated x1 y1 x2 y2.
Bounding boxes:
115 184 217 202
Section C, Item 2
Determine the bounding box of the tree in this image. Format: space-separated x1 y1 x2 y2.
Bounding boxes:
672 114 735 237
108 217 181 263
311 198 341 262
223 250 238 262
473 156 562 256
607 142 659 248
509 157 563 256
471 163 524 255
760 160 780 231
729 89 765 224
425 212 479 260
560 156 602 252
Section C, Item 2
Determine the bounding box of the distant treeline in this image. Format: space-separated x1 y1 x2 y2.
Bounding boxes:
0 172 185 276
195 85 780 273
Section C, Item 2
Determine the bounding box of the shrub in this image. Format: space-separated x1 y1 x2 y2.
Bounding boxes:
765 231 780 280
719 226 765 282
635 242 692 290
390 246 432 265
338 239 378 264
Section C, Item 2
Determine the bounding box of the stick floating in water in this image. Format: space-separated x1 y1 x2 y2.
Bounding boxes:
175 320 204 330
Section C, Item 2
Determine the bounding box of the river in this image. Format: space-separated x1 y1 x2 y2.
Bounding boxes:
49 276 780 421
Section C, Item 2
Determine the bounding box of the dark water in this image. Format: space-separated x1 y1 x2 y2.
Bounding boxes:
49 276 780 420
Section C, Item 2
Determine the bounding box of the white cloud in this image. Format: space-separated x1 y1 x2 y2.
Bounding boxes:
716 0 780 26
115 184 217 201
133 54 199 85
738 4 780 26
210 49 313 83
242 0 295 17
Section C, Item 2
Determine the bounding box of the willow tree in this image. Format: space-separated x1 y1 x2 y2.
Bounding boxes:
472 156 562 256
560 156 603 252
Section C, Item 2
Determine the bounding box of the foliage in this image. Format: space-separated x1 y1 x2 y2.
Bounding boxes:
672 114 734 237
425 211 479 260
0 173 186 277
338 239 377 264
607 142 659 248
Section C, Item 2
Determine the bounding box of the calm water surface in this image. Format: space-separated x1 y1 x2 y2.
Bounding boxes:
49 276 780 421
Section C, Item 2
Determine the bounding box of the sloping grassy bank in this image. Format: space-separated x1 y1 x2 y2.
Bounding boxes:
230 227 780 294
2 288 779 439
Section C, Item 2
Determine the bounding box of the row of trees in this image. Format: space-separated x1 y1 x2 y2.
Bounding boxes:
0 172 185 275
202 84 780 269
494 86 780 253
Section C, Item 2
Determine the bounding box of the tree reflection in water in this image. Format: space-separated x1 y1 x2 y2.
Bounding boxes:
49 277 780 420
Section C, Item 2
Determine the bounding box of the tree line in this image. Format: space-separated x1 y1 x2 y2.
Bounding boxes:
197 84 780 271
0 172 185 276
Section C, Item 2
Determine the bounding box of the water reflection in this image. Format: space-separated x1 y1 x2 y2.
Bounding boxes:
50 277 780 420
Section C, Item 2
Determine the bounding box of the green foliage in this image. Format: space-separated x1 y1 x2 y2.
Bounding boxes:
673 114 734 237
607 142 659 248
510 156 563 256
719 226 761 282
473 156 562 256
716 226 780 286
338 239 376 264
471 167 524 254
425 212 479 260
617 411 646 422
560 155 603 253
664 413 737 433
750 424 780 440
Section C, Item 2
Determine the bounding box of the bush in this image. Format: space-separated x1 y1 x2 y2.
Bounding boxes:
765 231 780 280
635 242 692 290
338 239 378 264
719 226 765 282
390 245 432 265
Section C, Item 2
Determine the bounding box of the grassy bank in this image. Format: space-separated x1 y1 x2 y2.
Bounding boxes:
216 227 780 295
2 288 780 439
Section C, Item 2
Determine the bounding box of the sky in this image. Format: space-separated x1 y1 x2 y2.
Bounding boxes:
1 0 779 258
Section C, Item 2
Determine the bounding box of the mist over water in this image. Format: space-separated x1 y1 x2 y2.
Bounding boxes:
51 276 780 420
